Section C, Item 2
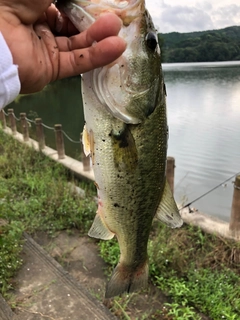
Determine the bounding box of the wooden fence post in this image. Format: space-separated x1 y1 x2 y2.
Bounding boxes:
8 108 17 135
35 118 45 150
167 156 175 194
20 113 29 141
229 175 240 236
0 109 6 129
54 124 65 159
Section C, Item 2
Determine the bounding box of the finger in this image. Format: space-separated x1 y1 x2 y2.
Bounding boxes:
69 13 123 50
57 36 126 79
54 13 124 52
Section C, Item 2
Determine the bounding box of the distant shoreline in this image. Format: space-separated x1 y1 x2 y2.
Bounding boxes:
159 26 240 63
162 60 240 67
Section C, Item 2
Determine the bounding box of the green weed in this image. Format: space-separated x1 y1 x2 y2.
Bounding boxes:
0 221 23 294
98 222 240 319
163 301 200 320
0 130 97 296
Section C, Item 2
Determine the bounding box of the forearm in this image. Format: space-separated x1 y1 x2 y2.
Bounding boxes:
0 32 20 109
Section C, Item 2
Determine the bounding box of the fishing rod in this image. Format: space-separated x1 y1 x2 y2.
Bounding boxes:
179 171 240 212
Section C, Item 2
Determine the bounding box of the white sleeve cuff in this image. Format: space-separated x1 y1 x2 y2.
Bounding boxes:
0 32 21 110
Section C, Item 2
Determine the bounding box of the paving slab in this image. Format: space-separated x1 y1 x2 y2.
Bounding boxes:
0 294 18 320
1 234 116 320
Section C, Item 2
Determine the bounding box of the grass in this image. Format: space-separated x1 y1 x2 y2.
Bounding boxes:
0 129 97 296
99 223 240 319
1 127 240 319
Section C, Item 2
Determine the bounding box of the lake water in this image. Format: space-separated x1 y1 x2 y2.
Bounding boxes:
165 61 240 221
8 61 240 222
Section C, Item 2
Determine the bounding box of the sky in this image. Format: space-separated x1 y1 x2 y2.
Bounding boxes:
146 0 240 33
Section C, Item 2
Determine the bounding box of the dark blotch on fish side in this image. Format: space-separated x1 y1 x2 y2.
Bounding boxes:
111 124 138 170
111 125 131 148
114 203 120 207
113 132 129 148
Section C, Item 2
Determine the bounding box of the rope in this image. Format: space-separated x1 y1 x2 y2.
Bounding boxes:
234 184 240 190
41 123 55 130
25 117 36 124
62 130 80 144
1 109 81 144
180 172 240 212
12 113 20 121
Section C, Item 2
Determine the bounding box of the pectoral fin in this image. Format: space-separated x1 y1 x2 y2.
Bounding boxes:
82 125 95 164
88 213 115 240
156 180 183 228
82 125 91 157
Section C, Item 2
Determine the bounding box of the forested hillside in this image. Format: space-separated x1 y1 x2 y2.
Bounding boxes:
159 26 240 63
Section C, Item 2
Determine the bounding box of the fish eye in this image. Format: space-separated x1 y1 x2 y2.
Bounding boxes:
145 32 158 51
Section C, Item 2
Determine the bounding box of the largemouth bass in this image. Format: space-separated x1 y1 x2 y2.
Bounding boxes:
56 0 183 298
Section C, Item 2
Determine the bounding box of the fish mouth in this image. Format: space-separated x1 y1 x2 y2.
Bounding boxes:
56 0 144 25
59 0 143 10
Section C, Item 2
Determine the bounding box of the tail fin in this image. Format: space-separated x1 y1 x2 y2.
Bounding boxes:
105 261 149 298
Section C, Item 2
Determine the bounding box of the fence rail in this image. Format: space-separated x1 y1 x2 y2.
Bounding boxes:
0 108 240 240
0 108 90 165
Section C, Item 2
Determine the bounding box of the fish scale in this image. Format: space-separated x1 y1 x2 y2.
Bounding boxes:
57 0 183 298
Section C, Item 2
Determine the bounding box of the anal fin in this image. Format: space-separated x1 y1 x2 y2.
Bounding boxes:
88 213 115 240
156 179 183 228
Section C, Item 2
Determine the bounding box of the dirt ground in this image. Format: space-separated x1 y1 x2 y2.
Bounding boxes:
32 229 209 320
33 230 170 319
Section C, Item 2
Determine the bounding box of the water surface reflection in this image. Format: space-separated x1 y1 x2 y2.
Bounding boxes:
164 61 240 221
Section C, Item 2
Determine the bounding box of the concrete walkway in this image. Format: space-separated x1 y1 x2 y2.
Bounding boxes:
0 234 116 320
0 294 17 320
181 207 240 241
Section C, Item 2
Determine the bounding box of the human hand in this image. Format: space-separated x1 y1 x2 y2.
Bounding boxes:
0 0 126 94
